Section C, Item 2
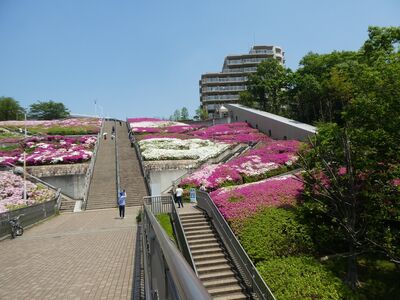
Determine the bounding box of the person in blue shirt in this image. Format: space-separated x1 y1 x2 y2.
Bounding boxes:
118 189 126 218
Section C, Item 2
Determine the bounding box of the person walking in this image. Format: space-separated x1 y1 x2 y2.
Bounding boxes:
118 189 127 218
175 186 184 208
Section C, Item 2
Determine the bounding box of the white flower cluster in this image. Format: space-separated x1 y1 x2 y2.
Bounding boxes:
129 120 187 128
138 138 229 161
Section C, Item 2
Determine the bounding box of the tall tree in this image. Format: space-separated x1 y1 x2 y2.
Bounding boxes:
195 106 208 120
243 59 291 114
180 107 189 120
28 100 70 120
0 97 25 121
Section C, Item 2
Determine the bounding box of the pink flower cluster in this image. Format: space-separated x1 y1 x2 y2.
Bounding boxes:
127 117 161 122
209 175 303 220
191 122 272 144
0 171 56 213
0 135 97 166
181 140 301 190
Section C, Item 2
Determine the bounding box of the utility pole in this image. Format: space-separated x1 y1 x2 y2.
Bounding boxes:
23 113 27 201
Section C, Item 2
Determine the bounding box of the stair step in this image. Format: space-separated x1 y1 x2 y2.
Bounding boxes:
181 220 208 227
192 247 223 256
197 263 232 275
199 270 236 283
186 233 216 241
188 238 217 245
213 292 247 300
190 242 220 250
202 277 240 289
193 252 225 262
208 284 244 297
185 229 214 236
196 258 228 268
184 225 210 232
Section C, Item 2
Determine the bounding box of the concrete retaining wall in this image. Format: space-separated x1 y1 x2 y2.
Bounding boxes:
226 104 316 141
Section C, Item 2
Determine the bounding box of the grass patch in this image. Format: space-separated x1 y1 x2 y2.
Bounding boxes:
156 213 175 242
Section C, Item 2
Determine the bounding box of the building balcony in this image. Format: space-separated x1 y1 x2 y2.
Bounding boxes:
202 94 240 102
202 85 246 93
201 76 248 84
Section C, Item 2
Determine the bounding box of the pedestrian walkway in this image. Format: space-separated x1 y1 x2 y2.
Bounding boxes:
0 207 140 300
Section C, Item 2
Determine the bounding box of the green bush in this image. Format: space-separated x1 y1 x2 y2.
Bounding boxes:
235 207 314 262
257 256 352 300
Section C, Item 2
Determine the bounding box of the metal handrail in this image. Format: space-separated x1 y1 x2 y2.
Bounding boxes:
142 203 211 299
197 191 276 300
125 121 151 195
114 120 120 202
82 118 104 209
169 197 198 275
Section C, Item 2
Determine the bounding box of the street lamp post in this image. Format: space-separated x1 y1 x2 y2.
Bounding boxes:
23 113 27 202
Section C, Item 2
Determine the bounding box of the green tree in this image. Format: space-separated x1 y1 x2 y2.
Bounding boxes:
0 97 25 121
180 107 189 120
243 59 292 114
28 100 70 120
195 106 208 120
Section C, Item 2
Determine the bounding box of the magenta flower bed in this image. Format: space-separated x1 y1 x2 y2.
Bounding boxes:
191 122 271 144
209 175 303 220
0 135 97 166
181 140 302 190
126 117 161 122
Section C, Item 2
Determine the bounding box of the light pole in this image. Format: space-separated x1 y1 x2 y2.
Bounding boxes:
23 113 27 202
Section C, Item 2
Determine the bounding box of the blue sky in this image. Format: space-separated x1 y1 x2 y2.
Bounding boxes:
0 0 399 120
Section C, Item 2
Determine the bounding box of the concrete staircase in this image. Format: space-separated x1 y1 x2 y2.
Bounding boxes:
86 121 117 210
180 211 248 300
116 122 148 206
59 194 76 212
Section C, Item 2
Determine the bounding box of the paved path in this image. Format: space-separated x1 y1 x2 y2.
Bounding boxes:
0 207 141 300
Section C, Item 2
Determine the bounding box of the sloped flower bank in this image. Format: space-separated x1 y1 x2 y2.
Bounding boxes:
0 171 56 213
0 135 97 166
209 175 303 221
0 118 102 135
181 140 302 190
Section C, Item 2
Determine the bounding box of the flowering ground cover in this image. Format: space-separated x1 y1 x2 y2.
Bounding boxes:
209 174 303 220
129 118 201 134
0 118 102 135
0 135 96 166
138 138 229 161
190 122 272 144
0 171 56 213
181 140 302 190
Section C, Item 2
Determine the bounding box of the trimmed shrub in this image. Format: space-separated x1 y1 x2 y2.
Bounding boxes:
234 207 314 262
257 256 352 300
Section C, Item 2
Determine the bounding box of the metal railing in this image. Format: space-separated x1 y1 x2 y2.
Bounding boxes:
196 191 276 300
126 121 151 195
0 190 61 239
82 118 104 209
144 195 197 274
142 202 211 300
114 120 120 203
169 198 197 274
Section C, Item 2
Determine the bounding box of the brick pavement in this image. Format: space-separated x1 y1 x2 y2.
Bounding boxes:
0 207 141 300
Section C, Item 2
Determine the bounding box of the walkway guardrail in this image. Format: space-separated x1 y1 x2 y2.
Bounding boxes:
144 195 197 273
197 191 276 300
170 198 198 275
82 118 104 209
0 189 61 239
142 201 211 300
114 120 120 203
126 121 151 195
